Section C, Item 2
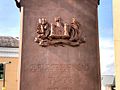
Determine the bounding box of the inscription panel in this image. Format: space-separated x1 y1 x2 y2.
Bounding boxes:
24 63 90 90
27 64 89 72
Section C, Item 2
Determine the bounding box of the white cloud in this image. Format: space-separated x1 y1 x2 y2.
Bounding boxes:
0 26 20 37
99 37 115 75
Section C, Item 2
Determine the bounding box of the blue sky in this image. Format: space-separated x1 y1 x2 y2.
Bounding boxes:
98 0 114 75
0 0 114 75
0 0 20 36
98 0 113 38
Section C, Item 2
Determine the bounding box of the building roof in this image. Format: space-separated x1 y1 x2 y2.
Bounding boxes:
0 36 19 48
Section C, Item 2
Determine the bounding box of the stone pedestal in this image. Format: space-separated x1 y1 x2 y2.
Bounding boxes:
19 0 101 90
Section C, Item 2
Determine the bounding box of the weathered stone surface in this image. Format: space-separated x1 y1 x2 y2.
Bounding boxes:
19 0 101 90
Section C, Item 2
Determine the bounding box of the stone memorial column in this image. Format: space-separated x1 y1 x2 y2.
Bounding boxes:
18 0 101 90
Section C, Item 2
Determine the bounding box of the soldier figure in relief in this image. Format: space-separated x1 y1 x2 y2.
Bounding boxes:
69 18 81 42
37 18 50 39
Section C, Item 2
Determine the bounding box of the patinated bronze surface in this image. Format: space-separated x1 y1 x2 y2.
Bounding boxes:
34 17 85 47
19 0 101 90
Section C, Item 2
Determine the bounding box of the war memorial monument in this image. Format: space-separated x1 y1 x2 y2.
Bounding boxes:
15 0 101 90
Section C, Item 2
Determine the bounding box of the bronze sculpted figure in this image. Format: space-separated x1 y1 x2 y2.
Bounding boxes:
37 18 50 39
34 17 85 47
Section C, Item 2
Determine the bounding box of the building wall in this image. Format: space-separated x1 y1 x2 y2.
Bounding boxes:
113 0 120 90
0 57 18 90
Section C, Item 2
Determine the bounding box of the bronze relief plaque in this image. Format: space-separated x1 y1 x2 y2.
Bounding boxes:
34 17 85 47
19 0 101 90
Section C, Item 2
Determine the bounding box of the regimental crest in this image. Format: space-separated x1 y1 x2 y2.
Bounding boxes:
34 17 86 47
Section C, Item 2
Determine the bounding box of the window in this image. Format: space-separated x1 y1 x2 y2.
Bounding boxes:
0 64 3 79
